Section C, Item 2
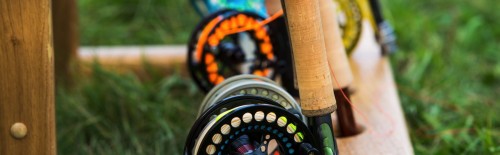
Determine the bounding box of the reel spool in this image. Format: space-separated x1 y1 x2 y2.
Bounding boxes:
185 75 319 154
187 10 278 93
198 75 304 121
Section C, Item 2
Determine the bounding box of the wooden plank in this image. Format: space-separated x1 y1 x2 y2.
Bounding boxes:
333 20 414 154
78 45 188 76
52 0 79 85
0 0 56 154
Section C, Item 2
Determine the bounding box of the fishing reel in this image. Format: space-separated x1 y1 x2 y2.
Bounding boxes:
277 0 363 96
187 9 279 93
185 75 320 155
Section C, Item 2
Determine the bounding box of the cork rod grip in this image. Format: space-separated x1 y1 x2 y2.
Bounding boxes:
282 0 337 116
319 0 354 89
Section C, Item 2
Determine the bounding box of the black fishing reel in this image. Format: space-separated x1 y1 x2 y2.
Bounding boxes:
187 9 279 93
185 75 320 155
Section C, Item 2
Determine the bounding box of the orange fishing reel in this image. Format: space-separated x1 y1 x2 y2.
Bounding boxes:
188 9 280 92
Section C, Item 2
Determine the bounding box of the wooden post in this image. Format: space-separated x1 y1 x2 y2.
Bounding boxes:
0 0 56 154
52 0 79 85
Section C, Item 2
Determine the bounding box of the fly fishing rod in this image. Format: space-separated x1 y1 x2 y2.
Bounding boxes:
358 0 397 55
320 0 359 137
281 0 341 154
371 0 397 55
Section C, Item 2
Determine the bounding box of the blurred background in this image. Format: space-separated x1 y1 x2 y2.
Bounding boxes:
57 0 499 154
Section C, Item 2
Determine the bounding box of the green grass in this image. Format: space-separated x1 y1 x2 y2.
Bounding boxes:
57 65 204 154
386 0 500 154
78 0 199 45
57 0 500 154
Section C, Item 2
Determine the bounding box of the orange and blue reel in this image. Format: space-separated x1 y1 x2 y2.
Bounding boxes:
187 10 279 93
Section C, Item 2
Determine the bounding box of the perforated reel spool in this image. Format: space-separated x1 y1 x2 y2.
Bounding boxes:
198 75 304 121
199 74 272 114
194 75 306 140
187 9 278 93
185 96 318 155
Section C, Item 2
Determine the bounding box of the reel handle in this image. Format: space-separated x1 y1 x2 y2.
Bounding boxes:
281 0 336 117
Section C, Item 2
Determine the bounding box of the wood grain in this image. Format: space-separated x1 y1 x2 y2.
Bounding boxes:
282 0 337 116
0 0 56 154
52 0 79 85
